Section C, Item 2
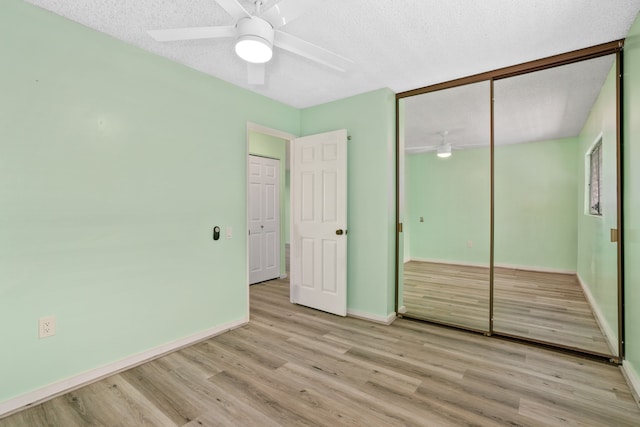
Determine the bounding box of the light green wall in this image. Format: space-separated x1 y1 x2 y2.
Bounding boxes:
301 89 397 317
495 138 578 271
576 61 619 347
0 0 299 404
406 138 577 271
248 131 288 276
406 147 491 266
623 11 640 384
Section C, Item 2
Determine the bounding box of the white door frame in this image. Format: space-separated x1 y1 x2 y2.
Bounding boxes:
245 123 296 312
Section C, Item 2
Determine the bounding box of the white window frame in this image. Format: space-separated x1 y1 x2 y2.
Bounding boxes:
585 132 603 217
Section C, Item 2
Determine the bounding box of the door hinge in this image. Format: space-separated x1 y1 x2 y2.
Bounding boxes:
397 223 403 233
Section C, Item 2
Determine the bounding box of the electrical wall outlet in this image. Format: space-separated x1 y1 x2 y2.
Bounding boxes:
226 226 233 239
467 240 473 248
39 316 56 338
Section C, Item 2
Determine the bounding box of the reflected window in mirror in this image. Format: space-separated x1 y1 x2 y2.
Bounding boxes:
587 136 603 216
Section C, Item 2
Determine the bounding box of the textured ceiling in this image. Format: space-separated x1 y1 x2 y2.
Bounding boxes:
403 55 616 152
22 0 640 110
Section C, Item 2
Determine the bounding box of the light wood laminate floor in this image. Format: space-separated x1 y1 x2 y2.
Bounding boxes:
403 261 612 355
2 278 638 426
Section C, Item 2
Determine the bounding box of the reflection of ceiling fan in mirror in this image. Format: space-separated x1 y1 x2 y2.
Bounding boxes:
404 128 489 158
147 0 353 85
405 131 457 156
435 130 453 158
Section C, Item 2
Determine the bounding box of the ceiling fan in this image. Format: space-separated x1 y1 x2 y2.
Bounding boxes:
404 128 489 158
147 0 353 85
405 131 455 156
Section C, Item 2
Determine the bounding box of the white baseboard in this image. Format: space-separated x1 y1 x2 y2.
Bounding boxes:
409 257 489 268
621 361 640 408
0 317 249 419
494 263 576 275
347 309 396 325
576 273 618 355
398 305 407 314
408 257 576 275
279 273 288 279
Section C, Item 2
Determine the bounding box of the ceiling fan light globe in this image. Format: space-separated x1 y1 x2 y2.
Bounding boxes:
235 37 272 63
437 143 452 158
235 16 274 64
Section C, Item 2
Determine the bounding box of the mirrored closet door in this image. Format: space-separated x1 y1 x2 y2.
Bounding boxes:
399 81 491 332
493 54 620 356
396 42 623 360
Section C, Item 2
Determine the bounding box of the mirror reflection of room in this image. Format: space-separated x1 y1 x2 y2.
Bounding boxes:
400 81 491 332
493 54 619 356
399 53 619 358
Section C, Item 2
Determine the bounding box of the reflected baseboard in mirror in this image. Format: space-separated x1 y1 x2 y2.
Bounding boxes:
403 261 613 356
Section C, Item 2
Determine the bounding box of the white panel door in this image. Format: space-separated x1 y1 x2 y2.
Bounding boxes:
249 155 280 284
291 129 347 316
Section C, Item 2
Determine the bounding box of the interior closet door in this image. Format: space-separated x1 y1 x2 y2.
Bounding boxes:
249 155 280 284
399 81 491 332
492 55 619 356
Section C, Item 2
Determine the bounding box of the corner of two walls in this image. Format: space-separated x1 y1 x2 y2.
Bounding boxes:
300 88 397 322
247 87 398 320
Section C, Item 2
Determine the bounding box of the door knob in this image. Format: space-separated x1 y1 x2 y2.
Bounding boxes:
336 229 344 235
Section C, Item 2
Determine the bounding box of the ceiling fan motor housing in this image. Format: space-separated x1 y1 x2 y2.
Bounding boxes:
235 17 275 63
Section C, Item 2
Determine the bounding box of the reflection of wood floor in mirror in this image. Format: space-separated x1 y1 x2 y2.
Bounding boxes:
403 262 491 332
403 261 612 355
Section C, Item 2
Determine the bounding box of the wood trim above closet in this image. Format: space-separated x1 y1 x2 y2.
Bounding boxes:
396 39 623 99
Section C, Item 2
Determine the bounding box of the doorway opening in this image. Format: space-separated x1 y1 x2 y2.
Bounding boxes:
246 123 295 289
246 124 349 318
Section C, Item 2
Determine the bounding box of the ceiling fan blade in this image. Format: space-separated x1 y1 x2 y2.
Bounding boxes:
274 31 353 72
148 26 235 42
215 0 251 20
405 146 437 154
454 143 490 149
247 62 266 85
261 0 315 28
